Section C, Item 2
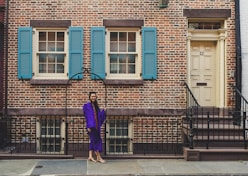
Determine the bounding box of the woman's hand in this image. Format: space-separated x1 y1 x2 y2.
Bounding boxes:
87 128 91 133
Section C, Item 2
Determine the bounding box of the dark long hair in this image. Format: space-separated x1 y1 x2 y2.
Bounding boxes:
89 92 100 112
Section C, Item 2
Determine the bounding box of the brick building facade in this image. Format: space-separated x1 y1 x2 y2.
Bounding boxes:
2 0 236 156
0 0 4 114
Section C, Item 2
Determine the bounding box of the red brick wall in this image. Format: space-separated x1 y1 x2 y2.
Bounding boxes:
0 0 4 113
0 0 4 5
0 23 3 113
6 0 236 110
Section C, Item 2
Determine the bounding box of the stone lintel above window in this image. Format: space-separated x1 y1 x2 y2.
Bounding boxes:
183 9 231 18
103 19 144 27
30 20 71 27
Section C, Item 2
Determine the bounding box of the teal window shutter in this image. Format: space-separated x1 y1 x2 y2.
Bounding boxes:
69 27 83 80
142 27 157 80
91 27 105 80
18 27 32 79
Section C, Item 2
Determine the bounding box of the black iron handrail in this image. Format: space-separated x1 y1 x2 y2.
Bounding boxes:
184 82 200 149
184 82 200 108
232 85 248 149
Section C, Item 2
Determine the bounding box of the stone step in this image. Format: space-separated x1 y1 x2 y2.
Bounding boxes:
184 147 248 161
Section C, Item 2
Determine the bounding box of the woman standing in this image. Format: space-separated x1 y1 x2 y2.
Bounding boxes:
83 92 106 163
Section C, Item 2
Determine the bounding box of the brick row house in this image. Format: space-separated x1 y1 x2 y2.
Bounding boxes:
0 0 5 150
1 0 247 160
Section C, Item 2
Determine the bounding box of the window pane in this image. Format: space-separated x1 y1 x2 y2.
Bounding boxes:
110 55 118 63
57 64 64 73
116 129 122 136
119 42 127 52
116 120 123 127
57 42 64 51
110 146 115 152
39 54 46 73
55 138 61 143
41 128 46 135
48 64 55 73
119 64 126 73
55 119 61 125
48 32 55 41
109 139 115 144
48 145 53 152
123 147 128 153
57 32 64 41
57 55 64 73
128 65 135 73
48 128 53 135
119 55 126 63
110 129 115 136
122 129 128 136
128 32 135 41
110 32 118 41
55 145 60 152
116 146 121 152
128 43 135 52
39 32 46 41
119 32 126 41
55 128 60 135
48 55 55 62
39 54 46 62
49 138 54 143
39 42 46 51
39 64 46 73
128 55 135 63
110 64 118 73
110 54 118 73
110 42 118 52
57 54 64 62
110 120 115 127
48 42 55 51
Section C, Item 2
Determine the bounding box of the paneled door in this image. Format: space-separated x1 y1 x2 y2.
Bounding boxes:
190 41 216 106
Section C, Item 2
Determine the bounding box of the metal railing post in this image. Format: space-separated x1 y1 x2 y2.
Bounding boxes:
206 112 210 149
243 112 247 149
189 108 194 149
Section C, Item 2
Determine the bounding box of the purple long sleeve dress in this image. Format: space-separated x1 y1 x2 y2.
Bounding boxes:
83 102 106 152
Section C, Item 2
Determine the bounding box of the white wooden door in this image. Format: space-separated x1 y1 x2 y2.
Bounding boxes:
190 41 216 106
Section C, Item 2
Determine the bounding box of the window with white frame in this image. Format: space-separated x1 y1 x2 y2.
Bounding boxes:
106 28 141 79
33 29 68 79
106 118 133 154
36 117 65 154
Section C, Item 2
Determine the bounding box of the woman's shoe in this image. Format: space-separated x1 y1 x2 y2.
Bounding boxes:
97 158 106 163
88 157 96 162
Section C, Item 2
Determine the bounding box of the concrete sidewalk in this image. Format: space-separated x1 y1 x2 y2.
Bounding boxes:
0 158 248 176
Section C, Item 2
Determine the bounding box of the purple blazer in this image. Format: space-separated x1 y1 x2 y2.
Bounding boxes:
83 102 106 129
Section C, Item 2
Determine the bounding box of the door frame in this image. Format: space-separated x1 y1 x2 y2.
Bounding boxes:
187 29 227 108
